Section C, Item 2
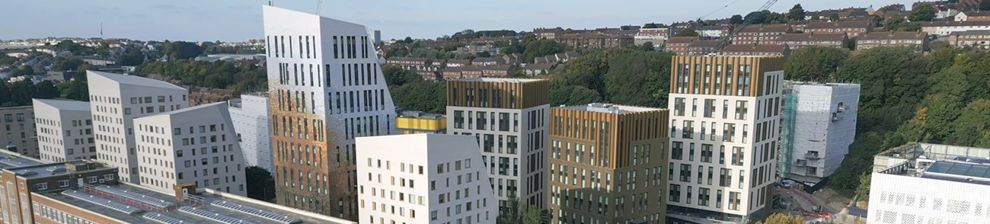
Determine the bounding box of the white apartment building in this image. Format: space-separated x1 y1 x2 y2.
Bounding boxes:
356 134 497 224
0 105 38 158
133 102 246 196
87 70 188 184
869 143 990 224
779 82 859 185
263 5 398 218
666 56 784 223
228 93 273 172
445 78 549 218
32 99 95 163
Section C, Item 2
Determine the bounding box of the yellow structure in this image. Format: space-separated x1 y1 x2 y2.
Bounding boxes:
395 111 446 134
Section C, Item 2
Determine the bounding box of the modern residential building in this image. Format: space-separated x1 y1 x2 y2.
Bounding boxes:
228 93 274 172
548 103 669 224
778 82 860 185
731 24 789 45
133 102 247 196
87 70 189 184
356 134 497 224
33 99 95 163
922 20 990 36
947 30 990 50
0 105 38 158
0 160 118 224
263 5 398 219
855 32 929 51
396 111 447 134
868 143 990 224
27 182 356 224
666 55 785 223
446 78 549 219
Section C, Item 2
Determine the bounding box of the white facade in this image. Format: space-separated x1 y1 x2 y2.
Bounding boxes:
446 96 548 216
923 22 990 36
868 143 990 224
133 102 246 196
263 5 398 217
228 94 273 172
780 83 859 184
356 134 497 224
32 99 95 163
667 70 784 222
87 70 188 184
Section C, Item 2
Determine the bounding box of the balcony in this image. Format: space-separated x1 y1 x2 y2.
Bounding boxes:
804 151 821 160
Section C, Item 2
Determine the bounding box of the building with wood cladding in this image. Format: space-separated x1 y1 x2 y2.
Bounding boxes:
263 5 397 220
547 103 669 224
666 56 785 223
445 78 549 219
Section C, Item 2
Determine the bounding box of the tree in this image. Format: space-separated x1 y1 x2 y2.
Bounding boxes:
53 57 86 71
982 0 990 11
383 64 421 86
756 213 803 224
522 38 564 63
57 79 89 101
163 41 204 60
949 99 990 147
640 42 656 51
522 207 547 224
496 198 521 224
830 12 841 22
245 166 275 202
836 47 928 133
118 46 146 66
909 4 936 22
675 28 699 37
10 65 34 77
34 81 59 99
729 15 744 24
784 47 850 81
7 80 34 106
788 4 806 21
855 173 872 200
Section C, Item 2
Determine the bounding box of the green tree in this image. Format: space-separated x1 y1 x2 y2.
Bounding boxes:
675 28 699 37
390 80 447 114
57 79 90 101
640 42 656 51
522 207 547 224
855 173 872 200
730 15 744 24
836 47 928 133
522 37 564 63
909 4 936 22
784 47 849 81
7 80 34 106
34 81 59 99
245 166 276 202
11 65 34 77
830 12 840 21
118 46 146 66
163 41 204 60
54 57 86 71
788 4 806 21
949 99 990 147
383 64 422 86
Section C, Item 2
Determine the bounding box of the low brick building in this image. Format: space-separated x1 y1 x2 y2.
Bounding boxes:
856 32 929 51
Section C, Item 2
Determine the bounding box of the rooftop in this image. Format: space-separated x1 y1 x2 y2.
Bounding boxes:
6 160 111 180
560 103 661 114
33 98 91 111
874 143 990 186
0 150 42 170
40 183 355 224
87 70 186 91
398 110 444 119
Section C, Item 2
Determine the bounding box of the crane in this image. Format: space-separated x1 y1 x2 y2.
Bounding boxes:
700 0 779 55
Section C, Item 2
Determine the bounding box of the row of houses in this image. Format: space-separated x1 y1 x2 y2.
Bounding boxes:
385 52 579 81
666 31 928 56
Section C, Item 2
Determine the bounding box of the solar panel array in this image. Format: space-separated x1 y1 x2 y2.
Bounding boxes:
927 161 990 179
62 190 142 215
211 200 301 224
143 212 192 224
94 185 174 209
179 206 256 224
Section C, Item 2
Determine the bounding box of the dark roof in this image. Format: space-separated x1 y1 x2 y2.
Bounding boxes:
857 32 927 41
781 32 847 42
805 20 872 30
738 24 789 33
962 11 990 17
666 36 698 44
951 30 990 36
924 20 990 27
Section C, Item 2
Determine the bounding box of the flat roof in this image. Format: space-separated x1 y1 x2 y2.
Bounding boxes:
33 98 91 111
88 70 186 91
560 103 661 114
7 161 112 179
42 183 354 224
0 151 42 170
922 160 990 185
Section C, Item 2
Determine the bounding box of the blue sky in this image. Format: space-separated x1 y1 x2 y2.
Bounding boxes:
2 0 919 42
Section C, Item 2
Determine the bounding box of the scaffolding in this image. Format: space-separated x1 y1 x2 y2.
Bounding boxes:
778 92 797 178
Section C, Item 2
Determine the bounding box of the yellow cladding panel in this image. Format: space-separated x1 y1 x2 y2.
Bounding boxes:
396 117 447 132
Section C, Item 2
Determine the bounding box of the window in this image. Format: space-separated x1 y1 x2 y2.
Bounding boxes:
36 183 48 190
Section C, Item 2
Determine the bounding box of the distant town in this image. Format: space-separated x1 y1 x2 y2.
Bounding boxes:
1 0 990 224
